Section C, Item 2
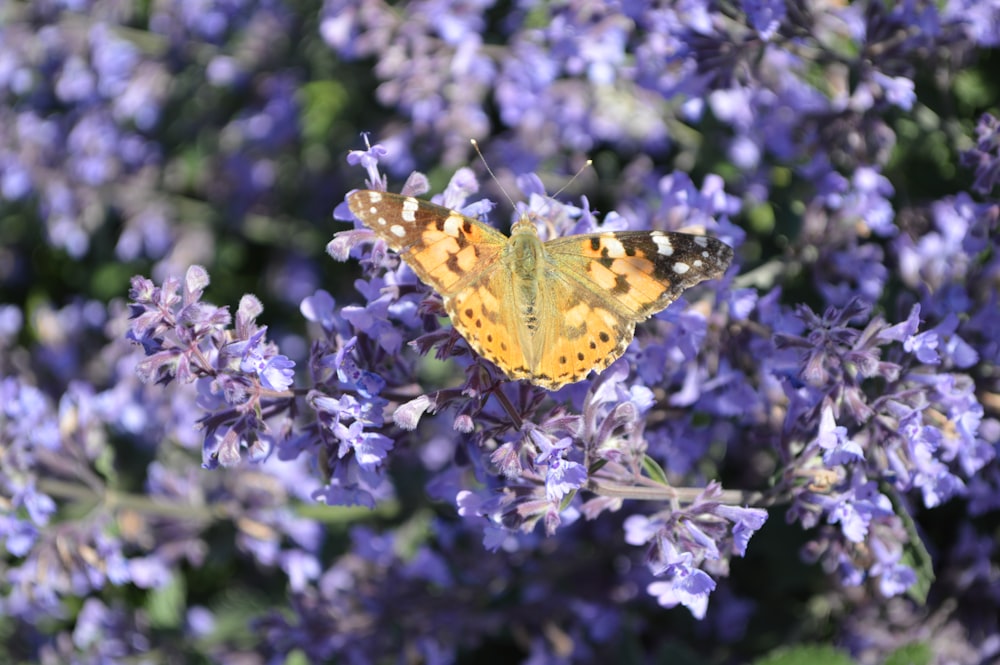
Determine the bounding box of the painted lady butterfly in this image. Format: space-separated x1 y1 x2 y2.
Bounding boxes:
347 189 732 390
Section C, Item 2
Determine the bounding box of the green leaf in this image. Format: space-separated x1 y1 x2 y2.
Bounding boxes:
298 80 348 146
147 572 186 629
954 69 997 112
641 454 670 486
748 201 776 235
883 484 934 604
283 650 312 665
559 489 578 512
750 644 856 665
884 642 933 665
588 458 609 474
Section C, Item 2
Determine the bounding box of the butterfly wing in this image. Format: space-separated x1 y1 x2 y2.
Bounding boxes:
442 269 539 381
520 231 733 389
521 269 640 389
347 190 508 295
348 190 532 377
544 230 733 319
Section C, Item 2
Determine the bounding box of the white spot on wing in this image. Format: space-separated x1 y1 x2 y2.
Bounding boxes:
672 262 691 274
652 233 674 256
390 225 406 238
401 197 419 222
367 191 383 203
694 236 709 247
601 235 626 258
443 215 463 237
377 217 387 226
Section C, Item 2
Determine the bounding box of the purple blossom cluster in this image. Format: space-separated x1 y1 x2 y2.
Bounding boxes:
3 0 1000 663
0 5 168 257
0 0 309 271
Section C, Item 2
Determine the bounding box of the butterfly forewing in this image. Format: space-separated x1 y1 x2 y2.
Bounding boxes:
544 231 734 320
347 190 507 295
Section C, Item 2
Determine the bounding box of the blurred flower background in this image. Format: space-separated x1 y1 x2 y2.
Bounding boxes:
2 0 1000 663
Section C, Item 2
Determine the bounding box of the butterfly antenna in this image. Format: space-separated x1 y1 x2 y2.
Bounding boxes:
540 159 594 238
550 159 593 199
470 139 519 212
470 139 592 230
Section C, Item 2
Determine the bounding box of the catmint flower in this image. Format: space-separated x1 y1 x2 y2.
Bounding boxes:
817 405 865 466
962 113 1000 194
229 327 296 392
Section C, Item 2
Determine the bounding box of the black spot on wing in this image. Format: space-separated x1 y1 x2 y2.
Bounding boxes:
611 272 631 295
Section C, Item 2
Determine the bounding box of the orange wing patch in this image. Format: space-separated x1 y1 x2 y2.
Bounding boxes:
531 293 631 389
444 276 530 379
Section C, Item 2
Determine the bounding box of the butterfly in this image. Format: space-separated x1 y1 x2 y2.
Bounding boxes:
347 189 733 390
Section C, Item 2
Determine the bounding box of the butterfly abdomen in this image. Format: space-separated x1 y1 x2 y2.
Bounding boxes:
509 229 546 335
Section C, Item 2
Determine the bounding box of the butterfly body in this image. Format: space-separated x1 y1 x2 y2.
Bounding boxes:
347 189 733 390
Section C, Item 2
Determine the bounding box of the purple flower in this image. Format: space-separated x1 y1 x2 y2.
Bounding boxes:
715 504 769 557
743 0 786 40
825 478 894 543
531 431 573 465
543 458 588 502
868 536 919 597
4 0 987 658
300 289 339 332
623 514 659 547
872 72 916 111
647 563 717 619
845 167 896 237
344 426 394 472
817 404 865 466
962 113 1000 194
230 327 296 392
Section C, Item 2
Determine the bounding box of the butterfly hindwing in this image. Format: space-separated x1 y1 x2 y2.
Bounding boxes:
349 189 533 378
524 268 637 389
444 270 532 380
444 261 634 390
500 230 733 388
